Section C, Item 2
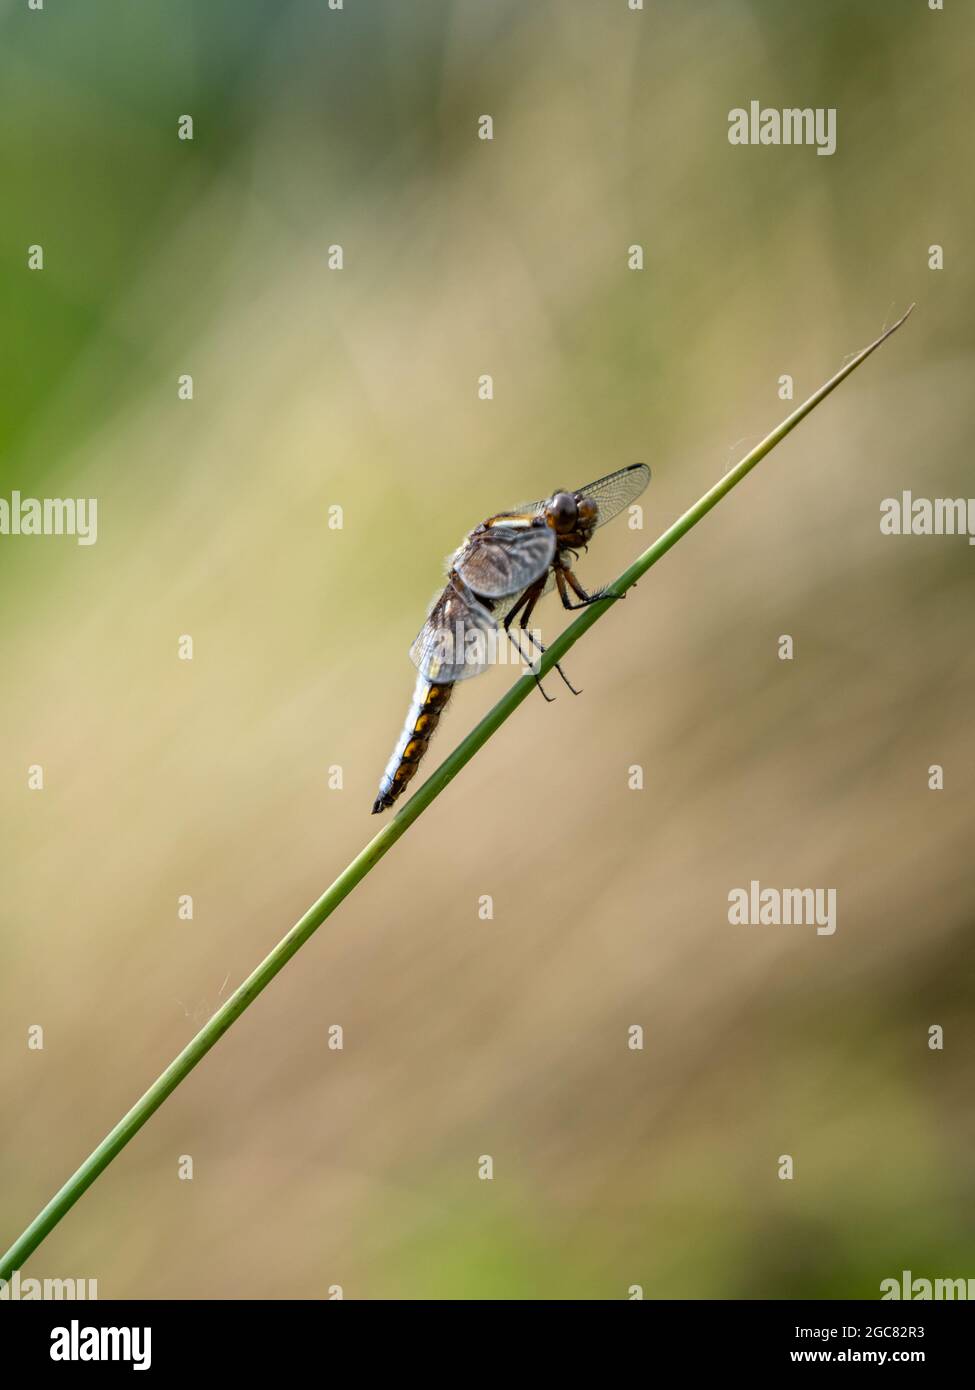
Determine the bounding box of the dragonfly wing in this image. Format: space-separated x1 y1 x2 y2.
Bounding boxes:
576 462 651 528
409 581 500 682
454 524 555 598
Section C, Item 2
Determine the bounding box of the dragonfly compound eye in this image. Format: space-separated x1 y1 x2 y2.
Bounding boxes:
547 491 578 532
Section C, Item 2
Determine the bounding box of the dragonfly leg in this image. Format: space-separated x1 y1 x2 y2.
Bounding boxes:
517 585 582 696
502 589 555 702
556 565 623 611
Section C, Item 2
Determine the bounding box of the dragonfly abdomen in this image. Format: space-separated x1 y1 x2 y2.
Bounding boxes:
372 674 454 813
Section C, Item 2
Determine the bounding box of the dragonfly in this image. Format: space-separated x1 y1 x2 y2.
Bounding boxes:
372 462 651 814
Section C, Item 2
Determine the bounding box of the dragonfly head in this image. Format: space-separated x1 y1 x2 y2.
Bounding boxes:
545 491 580 534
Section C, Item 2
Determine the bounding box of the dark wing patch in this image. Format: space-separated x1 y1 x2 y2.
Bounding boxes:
454 524 555 598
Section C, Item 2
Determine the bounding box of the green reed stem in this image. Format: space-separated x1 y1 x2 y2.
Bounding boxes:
0 307 912 1281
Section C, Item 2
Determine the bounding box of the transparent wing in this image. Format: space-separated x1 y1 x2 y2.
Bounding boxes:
454 523 555 598
409 580 501 682
576 462 651 529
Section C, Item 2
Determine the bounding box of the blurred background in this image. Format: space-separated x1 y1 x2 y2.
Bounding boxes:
1 0 972 1299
